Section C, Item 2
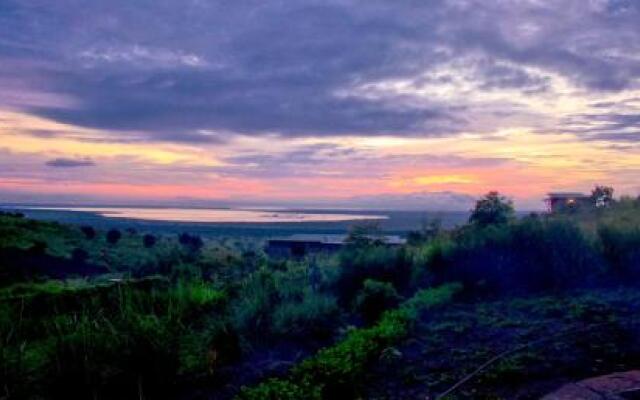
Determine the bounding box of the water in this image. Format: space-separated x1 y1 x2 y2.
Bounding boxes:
5 206 470 237
18 206 387 223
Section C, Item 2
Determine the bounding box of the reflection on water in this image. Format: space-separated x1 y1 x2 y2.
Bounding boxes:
22 207 387 223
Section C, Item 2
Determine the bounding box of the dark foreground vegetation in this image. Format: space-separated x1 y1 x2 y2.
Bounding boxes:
1 188 640 399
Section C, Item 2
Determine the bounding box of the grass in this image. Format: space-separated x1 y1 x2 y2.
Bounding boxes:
0 277 229 398
2 198 640 398
238 283 461 399
363 289 640 399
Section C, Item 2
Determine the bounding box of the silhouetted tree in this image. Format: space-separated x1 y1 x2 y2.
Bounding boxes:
179 233 203 252
469 191 514 227
591 185 614 208
71 247 89 263
354 279 401 324
106 229 122 245
0 211 24 218
28 240 47 255
346 222 383 247
143 234 157 248
80 225 96 240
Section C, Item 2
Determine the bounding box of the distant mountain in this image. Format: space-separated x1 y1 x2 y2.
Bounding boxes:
340 191 476 211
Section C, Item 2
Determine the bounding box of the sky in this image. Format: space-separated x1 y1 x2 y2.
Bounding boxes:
0 0 639 210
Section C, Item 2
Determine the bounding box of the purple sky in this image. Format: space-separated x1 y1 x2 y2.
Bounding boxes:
0 0 639 209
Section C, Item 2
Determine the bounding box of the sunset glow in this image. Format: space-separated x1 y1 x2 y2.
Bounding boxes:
1 1 638 210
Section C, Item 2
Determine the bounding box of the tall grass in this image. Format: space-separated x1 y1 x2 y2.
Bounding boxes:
0 278 228 398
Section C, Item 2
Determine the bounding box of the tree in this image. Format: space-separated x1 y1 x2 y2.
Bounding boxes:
106 229 122 245
469 191 514 227
71 247 89 263
345 222 383 247
591 185 614 208
143 234 157 248
354 279 401 324
80 225 96 240
179 233 204 252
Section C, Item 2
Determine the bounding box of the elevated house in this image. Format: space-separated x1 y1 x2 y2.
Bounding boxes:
545 192 592 213
265 234 406 258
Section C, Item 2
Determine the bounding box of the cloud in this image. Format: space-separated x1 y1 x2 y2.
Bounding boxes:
45 157 95 168
217 142 511 180
558 112 640 143
0 0 639 143
340 191 477 211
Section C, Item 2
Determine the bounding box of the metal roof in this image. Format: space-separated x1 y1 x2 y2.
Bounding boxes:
268 234 406 245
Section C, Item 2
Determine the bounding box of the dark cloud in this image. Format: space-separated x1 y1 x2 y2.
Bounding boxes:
45 158 96 168
217 143 511 179
474 61 550 94
1 0 639 142
558 112 640 143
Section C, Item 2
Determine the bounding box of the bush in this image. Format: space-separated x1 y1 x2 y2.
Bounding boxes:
469 191 514 227
598 223 640 278
106 229 121 245
0 279 231 398
272 291 338 338
335 245 412 306
179 233 204 253
143 234 157 248
70 247 89 263
354 279 401 324
239 284 460 399
231 269 279 335
80 225 96 240
428 217 603 297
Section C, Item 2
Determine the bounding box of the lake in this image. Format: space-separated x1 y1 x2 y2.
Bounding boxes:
18 206 386 223
5 206 470 236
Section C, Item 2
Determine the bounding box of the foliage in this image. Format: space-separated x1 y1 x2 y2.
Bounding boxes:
80 225 96 240
179 233 204 253
106 229 122 245
469 191 514 227
143 233 157 248
354 279 401 324
591 185 614 208
335 244 412 306
272 290 339 338
238 283 460 399
427 216 603 297
598 223 640 278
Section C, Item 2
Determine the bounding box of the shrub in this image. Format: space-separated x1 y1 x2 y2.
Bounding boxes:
80 225 96 240
179 233 204 253
70 247 89 263
335 245 411 306
354 279 401 324
231 269 279 335
469 191 514 227
239 283 460 399
272 291 338 338
429 217 603 297
106 229 122 245
598 223 640 278
143 234 157 248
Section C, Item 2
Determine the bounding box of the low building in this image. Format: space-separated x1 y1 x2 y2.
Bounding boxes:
545 192 592 213
265 234 406 258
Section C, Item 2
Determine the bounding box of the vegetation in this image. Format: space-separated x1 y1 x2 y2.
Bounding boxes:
238 283 460 400
468 191 514 227
1 187 640 399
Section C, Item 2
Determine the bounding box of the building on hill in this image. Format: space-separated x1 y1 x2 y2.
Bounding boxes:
265 234 406 258
545 192 592 213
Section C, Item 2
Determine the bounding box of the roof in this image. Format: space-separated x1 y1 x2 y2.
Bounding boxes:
547 192 590 199
268 234 406 245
